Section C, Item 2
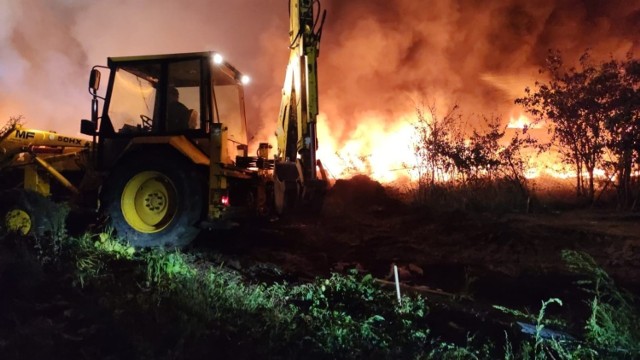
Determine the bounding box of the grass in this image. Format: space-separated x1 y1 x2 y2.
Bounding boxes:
563 250 640 356
1 227 639 359
495 250 640 360
408 178 528 213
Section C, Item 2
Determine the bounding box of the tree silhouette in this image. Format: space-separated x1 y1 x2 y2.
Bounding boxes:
594 56 640 208
517 50 640 206
412 104 537 204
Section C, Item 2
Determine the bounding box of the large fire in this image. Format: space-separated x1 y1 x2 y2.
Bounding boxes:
1 0 636 188
316 112 419 183
315 112 602 184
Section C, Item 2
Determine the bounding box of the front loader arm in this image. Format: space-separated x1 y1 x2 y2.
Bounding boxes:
0 125 89 195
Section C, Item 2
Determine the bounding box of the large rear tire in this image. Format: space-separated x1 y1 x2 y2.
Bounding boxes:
101 153 204 248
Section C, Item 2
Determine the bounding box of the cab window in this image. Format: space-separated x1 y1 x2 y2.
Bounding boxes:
166 60 202 131
108 65 159 133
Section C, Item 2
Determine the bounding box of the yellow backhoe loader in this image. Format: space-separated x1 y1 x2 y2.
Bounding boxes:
0 0 328 247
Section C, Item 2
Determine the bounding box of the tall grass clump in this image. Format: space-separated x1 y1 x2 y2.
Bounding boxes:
562 250 640 356
64 229 135 287
496 250 640 359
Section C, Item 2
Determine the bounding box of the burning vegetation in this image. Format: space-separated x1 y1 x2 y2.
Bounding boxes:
319 49 640 212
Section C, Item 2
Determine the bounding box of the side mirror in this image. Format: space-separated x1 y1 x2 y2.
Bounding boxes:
89 69 101 93
80 119 96 136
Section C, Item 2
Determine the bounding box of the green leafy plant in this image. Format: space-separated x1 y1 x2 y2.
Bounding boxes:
562 250 640 355
61 230 134 287
93 230 135 259
533 298 563 359
493 251 640 359
144 249 196 286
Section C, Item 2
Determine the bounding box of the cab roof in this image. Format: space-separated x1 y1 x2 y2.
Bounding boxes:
107 51 244 82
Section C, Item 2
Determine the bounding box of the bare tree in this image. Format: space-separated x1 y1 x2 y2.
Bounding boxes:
0 115 24 142
411 104 538 207
412 103 462 187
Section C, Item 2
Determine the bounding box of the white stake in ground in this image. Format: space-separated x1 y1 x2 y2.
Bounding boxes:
394 264 401 305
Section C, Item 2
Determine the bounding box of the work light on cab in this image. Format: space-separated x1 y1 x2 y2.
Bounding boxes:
212 53 224 65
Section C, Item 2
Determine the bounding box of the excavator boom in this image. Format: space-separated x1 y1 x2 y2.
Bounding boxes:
274 0 327 213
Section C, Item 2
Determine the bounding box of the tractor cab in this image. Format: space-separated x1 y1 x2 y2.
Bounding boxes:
83 52 250 170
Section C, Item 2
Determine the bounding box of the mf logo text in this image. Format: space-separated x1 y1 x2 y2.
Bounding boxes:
15 130 35 139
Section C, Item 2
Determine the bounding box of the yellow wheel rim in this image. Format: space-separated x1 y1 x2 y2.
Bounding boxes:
121 171 177 233
5 209 31 235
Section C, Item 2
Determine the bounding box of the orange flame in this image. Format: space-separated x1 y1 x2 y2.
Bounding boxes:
317 112 419 183
315 112 610 184
507 114 543 129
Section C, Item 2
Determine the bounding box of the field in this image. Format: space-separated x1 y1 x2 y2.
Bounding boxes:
1 175 639 359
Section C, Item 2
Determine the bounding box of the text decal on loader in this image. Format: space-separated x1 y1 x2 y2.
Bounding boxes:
15 130 35 139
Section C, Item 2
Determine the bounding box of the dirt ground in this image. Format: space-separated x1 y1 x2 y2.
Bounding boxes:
198 175 640 310
1 175 639 357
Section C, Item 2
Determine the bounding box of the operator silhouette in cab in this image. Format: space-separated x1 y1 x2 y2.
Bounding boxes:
167 86 197 131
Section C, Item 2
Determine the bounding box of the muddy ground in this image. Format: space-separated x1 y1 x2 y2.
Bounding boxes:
185 175 640 346
199 175 640 311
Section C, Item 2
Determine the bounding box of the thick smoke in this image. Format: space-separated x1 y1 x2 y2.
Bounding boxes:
0 0 283 135
307 0 640 144
1 0 639 153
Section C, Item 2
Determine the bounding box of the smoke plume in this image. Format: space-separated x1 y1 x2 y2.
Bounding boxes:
310 0 639 140
1 0 638 171
0 0 283 134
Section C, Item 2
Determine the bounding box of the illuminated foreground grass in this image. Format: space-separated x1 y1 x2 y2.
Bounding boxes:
5 231 640 359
